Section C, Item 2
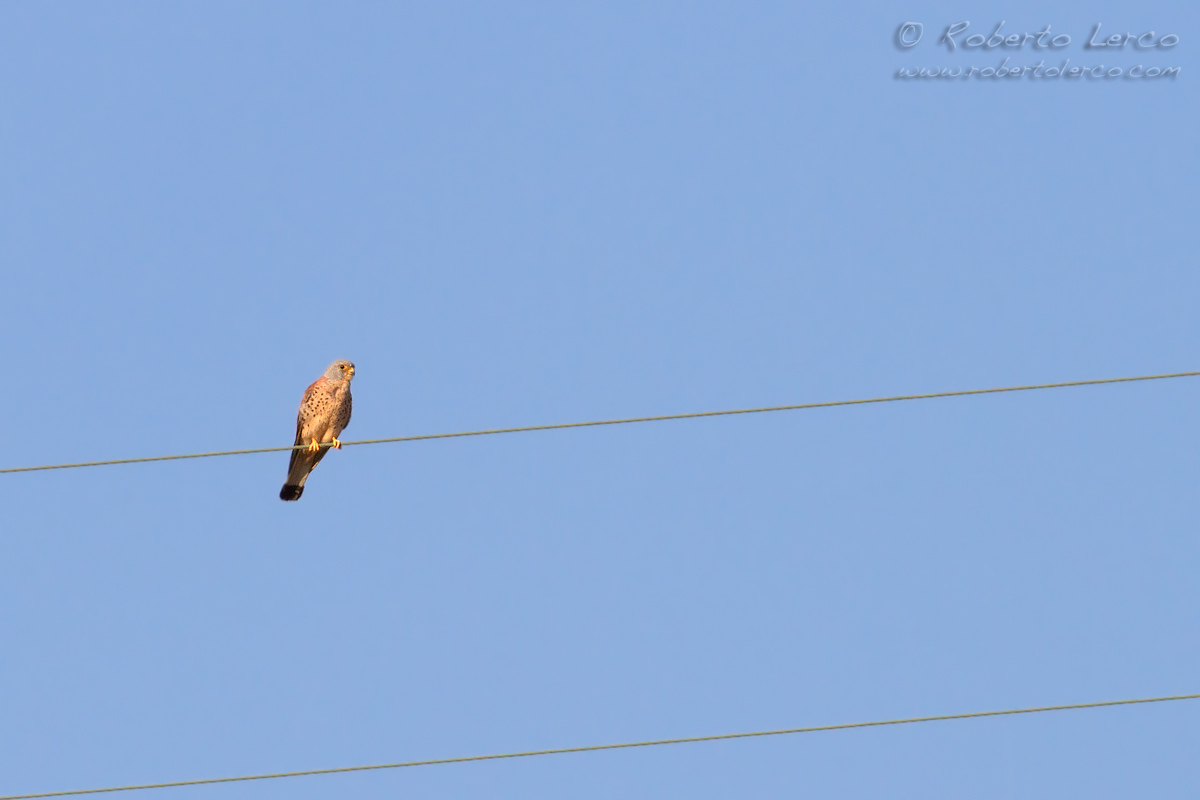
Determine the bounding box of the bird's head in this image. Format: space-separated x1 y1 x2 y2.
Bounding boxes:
325 359 356 382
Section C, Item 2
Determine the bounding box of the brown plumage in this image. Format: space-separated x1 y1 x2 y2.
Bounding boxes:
280 359 355 501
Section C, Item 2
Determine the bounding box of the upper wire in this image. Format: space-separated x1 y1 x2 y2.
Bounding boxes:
3 370 1197 475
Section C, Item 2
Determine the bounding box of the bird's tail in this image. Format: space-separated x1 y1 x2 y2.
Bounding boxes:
279 446 324 501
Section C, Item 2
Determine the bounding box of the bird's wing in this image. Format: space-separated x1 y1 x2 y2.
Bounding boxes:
286 378 326 479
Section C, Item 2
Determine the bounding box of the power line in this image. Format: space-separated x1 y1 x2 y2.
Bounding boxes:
3 369 1197 476
3 692 1195 799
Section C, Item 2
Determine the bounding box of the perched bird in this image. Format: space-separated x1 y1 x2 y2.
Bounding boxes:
280 359 355 501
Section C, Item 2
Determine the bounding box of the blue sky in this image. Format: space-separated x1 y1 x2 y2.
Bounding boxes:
1 1 1197 798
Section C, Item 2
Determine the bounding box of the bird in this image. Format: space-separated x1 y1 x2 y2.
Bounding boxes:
280 359 355 501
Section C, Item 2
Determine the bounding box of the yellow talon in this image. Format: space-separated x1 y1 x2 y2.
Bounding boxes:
307 438 321 453
331 438 342 449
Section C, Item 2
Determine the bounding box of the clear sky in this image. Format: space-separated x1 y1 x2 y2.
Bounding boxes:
1 1 1197 798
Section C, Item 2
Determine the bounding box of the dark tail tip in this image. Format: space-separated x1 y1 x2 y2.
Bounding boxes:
280 484 303 501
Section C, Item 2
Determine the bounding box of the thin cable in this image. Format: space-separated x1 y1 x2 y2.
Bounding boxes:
3 693 1195 799
3 369 1198 476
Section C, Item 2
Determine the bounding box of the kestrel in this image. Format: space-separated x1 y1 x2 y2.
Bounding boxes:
279 359 355 501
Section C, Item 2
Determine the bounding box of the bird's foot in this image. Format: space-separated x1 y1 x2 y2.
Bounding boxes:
331 438 342 449
307 438 321 452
